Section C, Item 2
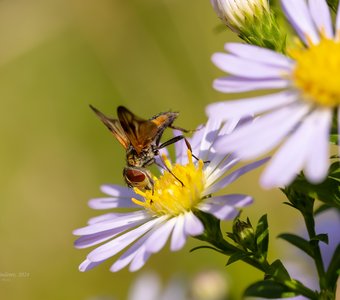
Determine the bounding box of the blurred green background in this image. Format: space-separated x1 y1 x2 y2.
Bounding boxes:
0 0 297 299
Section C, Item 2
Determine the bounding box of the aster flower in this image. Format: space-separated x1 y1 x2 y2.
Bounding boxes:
74 119 267 272
207 0 340 189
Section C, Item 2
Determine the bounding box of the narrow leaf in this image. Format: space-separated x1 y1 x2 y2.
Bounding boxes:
244 280 298 298
255 214 269 258
278 233 314 258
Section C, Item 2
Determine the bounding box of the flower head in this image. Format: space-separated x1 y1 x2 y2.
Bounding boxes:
207 0 340 189
74 119 266 272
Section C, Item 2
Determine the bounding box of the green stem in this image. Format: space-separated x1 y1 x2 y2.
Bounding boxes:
207 237 318 299
302 205 328 291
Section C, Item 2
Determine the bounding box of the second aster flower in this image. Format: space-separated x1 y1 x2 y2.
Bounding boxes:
207 0 340 189
74 119 266 272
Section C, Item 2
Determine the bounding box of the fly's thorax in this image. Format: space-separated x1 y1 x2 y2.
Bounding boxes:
123 166 154 190
126 146 156 168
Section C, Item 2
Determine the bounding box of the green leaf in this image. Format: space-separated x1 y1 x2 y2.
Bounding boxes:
287 171 340 209
244 280 298 298
326 244 340 288
226 251 249 266
311 234 328 244
255 214 269 258
278 233 314 258
266 259 291 281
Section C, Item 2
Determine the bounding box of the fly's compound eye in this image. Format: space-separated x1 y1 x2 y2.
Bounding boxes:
123 167 153 190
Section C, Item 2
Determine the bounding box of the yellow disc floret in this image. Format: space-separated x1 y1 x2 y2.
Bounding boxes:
132 150 205 217
290 38 340 107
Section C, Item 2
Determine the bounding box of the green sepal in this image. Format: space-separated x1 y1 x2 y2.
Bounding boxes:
278 233 314 258
244 280 298 299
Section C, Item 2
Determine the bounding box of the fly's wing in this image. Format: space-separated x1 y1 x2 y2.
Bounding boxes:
90 105 130 149
117 106 158 154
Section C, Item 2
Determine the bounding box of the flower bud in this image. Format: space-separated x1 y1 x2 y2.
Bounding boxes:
210 0 269 33
232 218 255 250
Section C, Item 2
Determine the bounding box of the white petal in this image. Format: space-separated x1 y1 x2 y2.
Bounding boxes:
304 109 332 183
101 184 138 198
203 158 269 195
225 43 294 69
75 227 127 249
309 0 334 39
79 259 105 272
200 203 238 220
88 197 139 209
129 247 152 272
212 53 289 78
127 272 161 300
260 111 318 188
145 218 176 253
110 234 150 272
206 91 298 119
87 213 118 225
87 217 165 262
184 211 204 236
170 215 187 251
337 2 340 41
214 103 311 160
213 77 290 93
198 118 222 162
281 0 320 45
205 194 253 207
73 211 150 235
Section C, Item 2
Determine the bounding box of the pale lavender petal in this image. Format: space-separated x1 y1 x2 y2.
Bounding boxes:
204 194 253 207
212 53 289 78
87 213 118 225
225 43 294 69
337 2 340 41
130 246 152 272
260 112 317 188
145 218 177 253
127 272 161 300
200 203 238 220
213 77 290 93
304 109 332 183
214 103 311 160
203 158 269 196
309 0 334 38
198 118 222 162
75 227 129 249
110 233 150 272
184 211 204 236
101 184 138 198
206 91 298 119
73 211 150 235
79 258 105 272
87 217 165 262
89 197 139 209
205 156 240 187
170 215 187 251
281 0 320 44
338 107 340 152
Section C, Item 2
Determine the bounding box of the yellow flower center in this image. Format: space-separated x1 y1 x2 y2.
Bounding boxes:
290 38 340 107
132 151 205 217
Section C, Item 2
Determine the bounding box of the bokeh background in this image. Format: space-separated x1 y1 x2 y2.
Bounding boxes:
1 0 301 299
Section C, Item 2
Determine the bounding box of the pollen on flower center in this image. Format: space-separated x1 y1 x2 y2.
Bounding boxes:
290 38 340 107
132 150 206 217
